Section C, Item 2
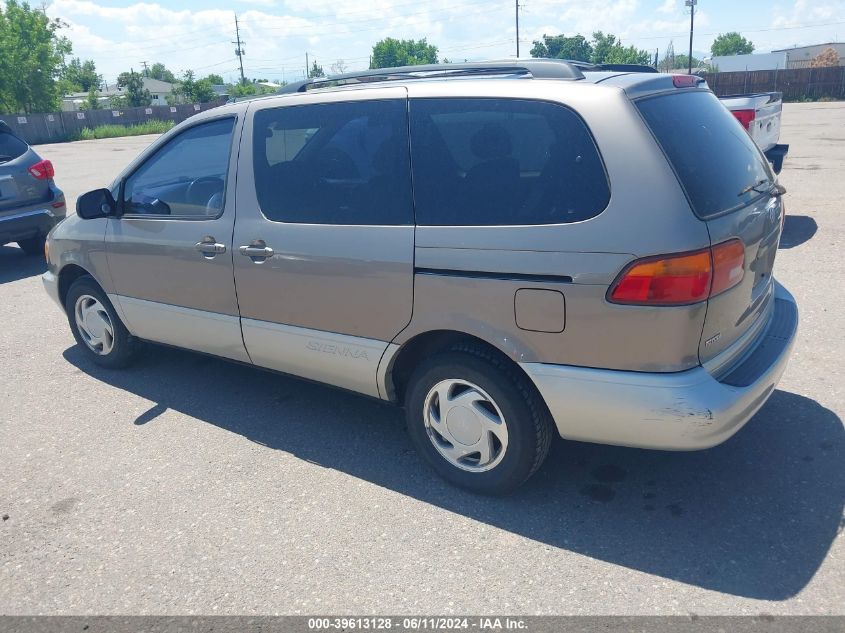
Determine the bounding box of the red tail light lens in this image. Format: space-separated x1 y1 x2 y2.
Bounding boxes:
609 249 712 305
609 240 746 306
28 159 55 180
710 239 745 296
731 109 756 130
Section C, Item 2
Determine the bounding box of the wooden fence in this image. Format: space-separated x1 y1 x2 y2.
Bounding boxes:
703 66 845 100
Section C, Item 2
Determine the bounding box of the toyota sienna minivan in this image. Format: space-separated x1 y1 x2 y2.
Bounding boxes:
43 60 798 494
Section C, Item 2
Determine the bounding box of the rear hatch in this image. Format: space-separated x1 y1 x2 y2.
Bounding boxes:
0 132 52 212
636 90 783 367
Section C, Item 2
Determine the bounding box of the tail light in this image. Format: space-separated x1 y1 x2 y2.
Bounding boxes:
609 239 745 306
710 239 745 296
28 159 55 180
731 109 756 130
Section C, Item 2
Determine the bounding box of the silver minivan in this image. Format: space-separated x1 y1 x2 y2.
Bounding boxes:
43 61 798 494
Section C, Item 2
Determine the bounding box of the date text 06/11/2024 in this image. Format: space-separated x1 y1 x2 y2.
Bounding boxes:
307 617 528 630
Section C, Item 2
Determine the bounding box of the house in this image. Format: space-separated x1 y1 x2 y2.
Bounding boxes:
61 77 177 111
142 78 176 105
709 52 787 72
773 43 845 68
709 43 844 72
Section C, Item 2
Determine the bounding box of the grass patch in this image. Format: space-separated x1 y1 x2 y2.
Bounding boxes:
72 119 174 141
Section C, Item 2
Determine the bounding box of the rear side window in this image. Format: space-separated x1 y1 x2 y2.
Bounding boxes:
410 98 609 226
253 100 413 225
0 132 29 163
637 91 773 219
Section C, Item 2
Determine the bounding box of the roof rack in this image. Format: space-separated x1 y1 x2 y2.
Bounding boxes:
567 61 659 73
279 59 586 94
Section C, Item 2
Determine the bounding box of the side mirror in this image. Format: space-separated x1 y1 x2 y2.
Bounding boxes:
77 188 117 219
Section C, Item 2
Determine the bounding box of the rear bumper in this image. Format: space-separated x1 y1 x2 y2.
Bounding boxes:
0 195 66 245
521 281 798 451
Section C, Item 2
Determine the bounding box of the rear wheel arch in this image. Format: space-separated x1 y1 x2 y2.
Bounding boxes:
385 330 540 406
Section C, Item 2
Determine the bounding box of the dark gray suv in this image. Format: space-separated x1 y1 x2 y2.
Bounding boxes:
43 61 798 494
0 121 66 255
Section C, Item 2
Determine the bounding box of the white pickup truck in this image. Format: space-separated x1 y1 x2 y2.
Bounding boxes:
720 92 789 173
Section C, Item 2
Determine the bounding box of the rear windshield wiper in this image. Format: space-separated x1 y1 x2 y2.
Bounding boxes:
738 179 786 198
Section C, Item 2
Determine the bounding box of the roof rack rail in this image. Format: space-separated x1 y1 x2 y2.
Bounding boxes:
566 60 659 73
279 59 586 94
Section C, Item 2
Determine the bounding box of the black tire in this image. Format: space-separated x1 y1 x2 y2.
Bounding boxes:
17 235 45 256
65 276 138 369
404 346 553 495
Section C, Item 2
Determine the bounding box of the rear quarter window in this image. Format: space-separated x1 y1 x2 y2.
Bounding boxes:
410 98 610 226
0 132 29 163
636 90 774 219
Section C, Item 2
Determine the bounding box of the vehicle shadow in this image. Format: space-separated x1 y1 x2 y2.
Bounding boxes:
0 245 46 284
64 343 844 601
780 215 818 249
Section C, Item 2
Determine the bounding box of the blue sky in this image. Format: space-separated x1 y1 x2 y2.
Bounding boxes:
38 0 845 84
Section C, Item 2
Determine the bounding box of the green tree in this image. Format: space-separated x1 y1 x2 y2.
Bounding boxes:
530 34 592 61
204 73 224 85
370 37 438 68
79 88 101 110
672 54 701 70
710 32 754 56
309 60 325 78
590 32 651 65
173 70 216 103
149 62 176 83
62 57 101 92
0 0 72 114
117 70 152 107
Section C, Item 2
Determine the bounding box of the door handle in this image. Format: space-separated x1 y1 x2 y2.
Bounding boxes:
239 244 274 259
195 237 226 258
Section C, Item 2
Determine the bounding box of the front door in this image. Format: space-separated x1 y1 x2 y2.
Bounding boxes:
233 89 414 396
106 115 249 362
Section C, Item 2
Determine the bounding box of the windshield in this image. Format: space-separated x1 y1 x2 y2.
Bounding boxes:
636 90 773 219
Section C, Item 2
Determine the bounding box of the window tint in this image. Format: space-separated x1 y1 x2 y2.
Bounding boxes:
410 98 609 226
123 118 235 218
253 100 413 225
637 91 773 219
0 132 29 163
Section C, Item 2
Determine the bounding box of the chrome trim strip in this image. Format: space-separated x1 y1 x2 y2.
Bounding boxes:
241 318 387 398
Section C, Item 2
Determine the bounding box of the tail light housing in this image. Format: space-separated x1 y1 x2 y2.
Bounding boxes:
731 109 756 130
28 159 55 180
609 239 745 306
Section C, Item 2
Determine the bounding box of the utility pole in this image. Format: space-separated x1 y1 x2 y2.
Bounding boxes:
233 13 247 85
140 61 149 76
306 52 309 78
515 0 520 58
685 0 697 74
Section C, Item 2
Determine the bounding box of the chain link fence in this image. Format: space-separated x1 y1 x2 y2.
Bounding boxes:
1 100 227 146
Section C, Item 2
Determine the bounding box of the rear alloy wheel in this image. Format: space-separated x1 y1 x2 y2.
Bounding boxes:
65 276 138 368
17 235 46 256
405 349 553 495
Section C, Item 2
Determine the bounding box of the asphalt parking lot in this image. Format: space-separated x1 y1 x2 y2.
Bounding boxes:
1 104 843 615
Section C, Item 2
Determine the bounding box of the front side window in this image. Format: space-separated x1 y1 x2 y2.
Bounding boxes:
252 100 413 225
410 98 610 226
122 117 235 218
